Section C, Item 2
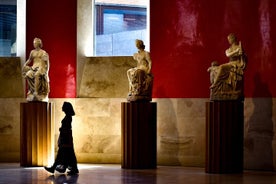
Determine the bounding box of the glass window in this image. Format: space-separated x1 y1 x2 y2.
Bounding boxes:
94 0 149 56
0 0 16 56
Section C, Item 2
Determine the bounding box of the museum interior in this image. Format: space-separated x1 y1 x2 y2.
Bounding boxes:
0 0 276 183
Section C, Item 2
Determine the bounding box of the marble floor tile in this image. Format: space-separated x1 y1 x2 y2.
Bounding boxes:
0 163 276 184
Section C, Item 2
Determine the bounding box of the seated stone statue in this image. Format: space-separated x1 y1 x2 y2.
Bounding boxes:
22 37 50 101
127 39 153 102
208 33 247 100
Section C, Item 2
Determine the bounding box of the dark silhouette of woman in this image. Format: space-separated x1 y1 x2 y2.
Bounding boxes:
44 102 79 175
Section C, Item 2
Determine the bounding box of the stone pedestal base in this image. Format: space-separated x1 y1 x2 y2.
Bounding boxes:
121 102 157 169
205 101 244 173
20 102 54 167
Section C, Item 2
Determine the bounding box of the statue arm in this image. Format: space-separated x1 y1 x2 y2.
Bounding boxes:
225 47 240 57
146 52 152 73
225 42 243 58
133 53 138 60
43 52 50 74
24 50 33 66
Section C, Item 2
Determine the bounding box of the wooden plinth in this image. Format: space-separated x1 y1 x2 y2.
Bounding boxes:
121 102 157 169
20 102 54 167
205 101 244 173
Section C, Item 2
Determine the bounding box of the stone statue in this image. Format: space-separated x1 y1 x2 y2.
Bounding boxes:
208 33 247 101
127 39 153 102
22 38 50 101
207 61 219 85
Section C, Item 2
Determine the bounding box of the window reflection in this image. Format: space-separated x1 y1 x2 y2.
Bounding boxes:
0 0 16 56
94 0 148 56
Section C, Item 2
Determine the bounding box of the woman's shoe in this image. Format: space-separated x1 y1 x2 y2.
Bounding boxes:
44 166 55 174
67 168 79 175
55 165 66 173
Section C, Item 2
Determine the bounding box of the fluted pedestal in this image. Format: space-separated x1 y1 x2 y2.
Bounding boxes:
20 102 54 167
121 102 157 169
205 101 244 173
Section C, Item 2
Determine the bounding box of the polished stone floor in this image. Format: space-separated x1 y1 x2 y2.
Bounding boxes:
0 163 276 184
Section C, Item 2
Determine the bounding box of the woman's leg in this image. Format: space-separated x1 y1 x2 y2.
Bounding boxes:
67 148 79 175
44 147 64 173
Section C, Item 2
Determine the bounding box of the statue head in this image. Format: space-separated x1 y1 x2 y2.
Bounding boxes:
211 61 219 67
135 39 145 50
227 33 238 45
33 37 43 48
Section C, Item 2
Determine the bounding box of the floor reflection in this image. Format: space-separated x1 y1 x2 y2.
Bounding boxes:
0 163 276 184
46 174 79 184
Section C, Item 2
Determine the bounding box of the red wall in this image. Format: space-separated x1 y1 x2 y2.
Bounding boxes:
151 0 276 98
26 0 76 98
26 0 276 98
